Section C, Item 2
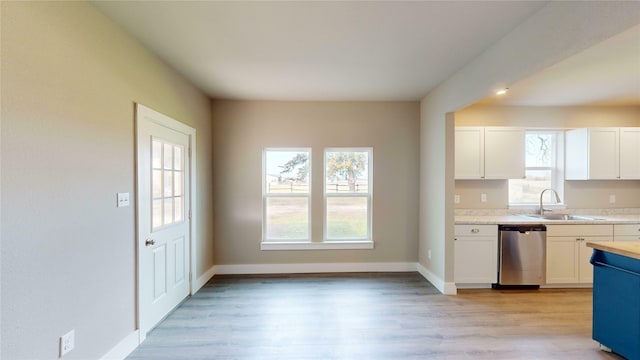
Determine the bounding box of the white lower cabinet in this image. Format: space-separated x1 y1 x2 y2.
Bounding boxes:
546 224 613 284
614 223 640 241
454 225 498 284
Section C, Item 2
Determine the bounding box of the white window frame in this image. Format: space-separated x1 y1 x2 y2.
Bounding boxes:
324 147 373 243
262 148 311 243
509 130 565 208
260 147 374 251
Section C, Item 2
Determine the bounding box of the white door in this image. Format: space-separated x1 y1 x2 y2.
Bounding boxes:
136 104 193 341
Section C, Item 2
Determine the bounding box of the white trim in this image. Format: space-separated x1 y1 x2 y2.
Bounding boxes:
188 135 197 297
214 262 416 275
135 104 197 338
193 265 217 293
416 263 457 295
99 330 139 360
261 241 374 250
455 283 493 289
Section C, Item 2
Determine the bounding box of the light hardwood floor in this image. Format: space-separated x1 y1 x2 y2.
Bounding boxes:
127 273 624 360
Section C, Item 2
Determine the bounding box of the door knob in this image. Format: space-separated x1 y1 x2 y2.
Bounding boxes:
145 238 156 246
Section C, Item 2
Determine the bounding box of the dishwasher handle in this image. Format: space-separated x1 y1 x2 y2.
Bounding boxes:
498 224 546 232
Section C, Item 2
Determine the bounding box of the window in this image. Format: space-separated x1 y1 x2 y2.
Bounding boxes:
263 149 311 241
509 131 563 205
152 138 185 229
325 148 372 241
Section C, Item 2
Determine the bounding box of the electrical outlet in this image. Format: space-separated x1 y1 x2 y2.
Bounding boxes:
454 195 460 204
117 192 130 208
609 194 616 204
60 329 74 357
481 193 487 203
428 249 432 260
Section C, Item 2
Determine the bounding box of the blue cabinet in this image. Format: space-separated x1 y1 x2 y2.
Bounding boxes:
590 249 640 359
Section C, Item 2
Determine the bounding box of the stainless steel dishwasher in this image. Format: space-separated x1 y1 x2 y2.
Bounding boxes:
495 224 546 288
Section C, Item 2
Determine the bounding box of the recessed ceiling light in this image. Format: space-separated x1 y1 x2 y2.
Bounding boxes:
496 88 509 95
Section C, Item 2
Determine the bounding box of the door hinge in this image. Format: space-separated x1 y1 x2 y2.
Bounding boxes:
189 273 192 281
189 208 192 220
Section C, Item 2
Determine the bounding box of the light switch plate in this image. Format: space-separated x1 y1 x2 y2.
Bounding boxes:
117 192 130 208
481 193 487 203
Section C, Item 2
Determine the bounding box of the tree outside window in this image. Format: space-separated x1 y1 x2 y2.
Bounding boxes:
325 149 372 240
263 149 310 241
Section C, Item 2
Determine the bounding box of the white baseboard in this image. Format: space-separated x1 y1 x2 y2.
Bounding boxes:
455 283 492 289
416 263 457 295
214 262 417 275
193 264 216 293
99 330 139 360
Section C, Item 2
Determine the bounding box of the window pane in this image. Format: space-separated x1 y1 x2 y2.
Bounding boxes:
174 196 183 222
326 197 367 239
163 198 173 225
265 197 309 240
525 133 556 167
174 171 183 196
152 170 162 198
326 151 369 194
265 150 310 194
174 145 183 170
163 171 173 197
509 170 552 204
163 143 173 170
152 140 162 169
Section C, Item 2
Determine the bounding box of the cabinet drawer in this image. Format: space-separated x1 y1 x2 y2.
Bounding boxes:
547 224 613 237
455 224 497 237
614 224 640 237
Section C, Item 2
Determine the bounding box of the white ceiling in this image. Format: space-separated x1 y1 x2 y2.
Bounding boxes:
478 24 640 107
91 1 547 101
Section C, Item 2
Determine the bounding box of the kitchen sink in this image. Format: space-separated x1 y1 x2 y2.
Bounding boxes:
524 214 599 221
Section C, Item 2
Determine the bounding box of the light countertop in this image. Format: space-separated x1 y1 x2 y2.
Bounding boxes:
455 214 640 225
587 241 640 261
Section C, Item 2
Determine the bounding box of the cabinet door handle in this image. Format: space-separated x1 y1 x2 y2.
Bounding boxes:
145 238 156 246
471 228 480 233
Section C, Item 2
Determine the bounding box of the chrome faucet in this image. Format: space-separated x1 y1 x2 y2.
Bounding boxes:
539 188 561 215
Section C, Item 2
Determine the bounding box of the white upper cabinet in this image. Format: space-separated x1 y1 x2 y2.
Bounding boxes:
484 128 526 179
455 127 525 179
620 127 640 179
455 127 484 179
566 127 640 180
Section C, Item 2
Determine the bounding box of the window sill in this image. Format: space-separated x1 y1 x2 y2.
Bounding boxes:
260 241 374 251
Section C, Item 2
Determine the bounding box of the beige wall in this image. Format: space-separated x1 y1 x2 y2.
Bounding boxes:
1 2 214 359
212 100 420 265
455 105 640 128
419 2 640 288
454 105 640 209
